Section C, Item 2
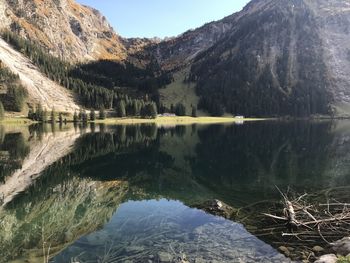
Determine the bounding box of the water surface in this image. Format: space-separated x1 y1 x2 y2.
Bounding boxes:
1 121 349 262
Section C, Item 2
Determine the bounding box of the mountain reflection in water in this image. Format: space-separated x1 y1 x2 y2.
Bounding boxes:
0 121 349 262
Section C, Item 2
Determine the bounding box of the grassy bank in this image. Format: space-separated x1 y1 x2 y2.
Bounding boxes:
0 117 34 125
94 116 266 125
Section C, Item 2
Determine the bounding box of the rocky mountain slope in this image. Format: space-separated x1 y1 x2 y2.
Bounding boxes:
149 0 350 117
0 37 79 112
1 0 350 117
304 0 350 115
188 0 333 116
0 0 128 61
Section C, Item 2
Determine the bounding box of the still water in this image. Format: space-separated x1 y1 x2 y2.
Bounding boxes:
0 121 349 263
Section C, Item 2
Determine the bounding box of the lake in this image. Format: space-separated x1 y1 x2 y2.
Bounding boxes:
1 121 349 263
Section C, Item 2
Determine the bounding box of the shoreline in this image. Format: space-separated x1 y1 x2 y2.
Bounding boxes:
93 116 267 125
5 115 350 126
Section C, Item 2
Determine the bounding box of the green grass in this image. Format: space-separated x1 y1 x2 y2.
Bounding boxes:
337 256 350 263
159 68 205 116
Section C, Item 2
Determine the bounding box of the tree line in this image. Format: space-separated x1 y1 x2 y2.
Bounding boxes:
0 63 28 113
1 30 166 111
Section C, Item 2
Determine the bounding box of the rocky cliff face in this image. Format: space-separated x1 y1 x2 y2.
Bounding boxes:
304 0 350 114
0 0 128 61
145 16 236 71
186 0 333 116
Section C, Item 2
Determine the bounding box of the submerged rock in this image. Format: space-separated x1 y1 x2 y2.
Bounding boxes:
331 237 350 256
193 199 236 219
157 251 173 262
313 246 325 253
278 246 290 256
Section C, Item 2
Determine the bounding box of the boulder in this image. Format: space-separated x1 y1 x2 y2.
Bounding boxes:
193 199 236 219
331 237 350 256
314 254 338 263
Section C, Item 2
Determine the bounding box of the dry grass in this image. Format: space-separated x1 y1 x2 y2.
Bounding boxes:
0 117 34 125
94 116 266 125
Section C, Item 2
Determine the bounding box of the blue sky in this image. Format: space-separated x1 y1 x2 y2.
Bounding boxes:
77 0 250 38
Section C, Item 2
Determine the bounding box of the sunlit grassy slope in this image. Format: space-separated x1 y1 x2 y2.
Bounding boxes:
159 68 207 116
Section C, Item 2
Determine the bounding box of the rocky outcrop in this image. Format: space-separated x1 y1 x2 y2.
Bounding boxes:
304 0 350 114
0 0 127 61
193 199 237 219
315 254 338 263
145 16 237 70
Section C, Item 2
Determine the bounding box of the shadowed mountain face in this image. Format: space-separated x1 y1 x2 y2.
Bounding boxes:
189 0 332 116
146 0 350 117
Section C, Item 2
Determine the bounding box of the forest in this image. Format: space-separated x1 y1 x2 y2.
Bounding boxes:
1 30 171 118
189 6 333 117
0 63 27 116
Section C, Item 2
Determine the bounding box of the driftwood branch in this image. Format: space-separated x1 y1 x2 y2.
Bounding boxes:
262 187 350 248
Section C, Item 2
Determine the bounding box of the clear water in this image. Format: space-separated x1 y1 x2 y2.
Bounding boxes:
0 121 349 263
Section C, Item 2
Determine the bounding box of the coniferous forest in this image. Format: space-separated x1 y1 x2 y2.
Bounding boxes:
0 63 27 112
1 30 171 117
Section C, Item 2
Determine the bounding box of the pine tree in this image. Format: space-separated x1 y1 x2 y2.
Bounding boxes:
132 100 140 116
78 109 83 121
50 108 56 123
28 107 34 120
73 111 79 123
35 104 43 122
43 109 48 123
58 112 63 123
175 103 186 116
191 105 197 117
148 103 158 118
0 101 4 120
116 100 126 117
90 109 96 121
81 110 88 123
99 108 106 120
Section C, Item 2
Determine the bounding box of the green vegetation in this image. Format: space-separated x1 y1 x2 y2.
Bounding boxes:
141 102 158 119
0 102 4 120
99 108 106 120
0 64 27 112
90 109 96 121
189 8 332 117
191 105 197 117
1 30 165 111
174 103 186 116
116 100 126 117
50 109 56 122
159 68 199 116
338 256 350 263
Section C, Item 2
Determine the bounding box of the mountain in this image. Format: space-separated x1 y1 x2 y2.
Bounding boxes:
188 0 333 116
0 37 79 112
147 0 350 117
1 0 350 117
0 0 129 61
